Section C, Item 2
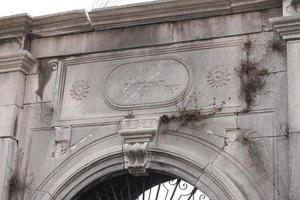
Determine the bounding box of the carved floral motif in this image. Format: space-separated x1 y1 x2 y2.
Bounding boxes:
206 65 231 88
70 80 90 101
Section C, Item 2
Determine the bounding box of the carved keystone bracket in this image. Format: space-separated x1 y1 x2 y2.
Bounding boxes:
124 142 148 176
53 126 71 157
119 117 160 176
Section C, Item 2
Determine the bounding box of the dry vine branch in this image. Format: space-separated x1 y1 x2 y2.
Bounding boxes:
236 39 269 111
161 93 227 129
267 36 286 52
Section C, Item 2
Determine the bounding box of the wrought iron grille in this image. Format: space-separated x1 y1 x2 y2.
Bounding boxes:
73 172 209 200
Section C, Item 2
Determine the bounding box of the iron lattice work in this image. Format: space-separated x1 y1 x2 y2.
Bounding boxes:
73 172 209 200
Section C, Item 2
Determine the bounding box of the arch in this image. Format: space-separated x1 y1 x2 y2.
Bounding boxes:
30 130 267 200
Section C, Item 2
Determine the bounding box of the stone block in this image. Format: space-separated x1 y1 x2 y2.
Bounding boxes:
0 138 18 200
0 14 32 40
0 105 22 137
173 11 262 42
25 130 55 199
0 38 22 54
289 133 300 200
89 0 231 30
0 72 25 106
261 8 282 31
0 50 38 74
32 10 92 37
31 23 173 58
31 102 53 129
231 0 281 13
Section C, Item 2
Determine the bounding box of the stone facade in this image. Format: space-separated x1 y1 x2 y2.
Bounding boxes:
0 0 299 199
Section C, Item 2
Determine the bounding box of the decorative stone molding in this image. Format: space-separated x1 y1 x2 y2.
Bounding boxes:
0 0 281 39
119 117 160 175
53 126 71 157
32 10 93 37
104 59 192 110
231 0 281 13
0 50 38 74
119 117 160 143
89 0 231 30
124 142 148 176
89 0 280 30
270 15 300 40
0 14 32 40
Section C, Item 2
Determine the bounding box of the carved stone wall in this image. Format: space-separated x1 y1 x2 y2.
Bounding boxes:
0 1 292 200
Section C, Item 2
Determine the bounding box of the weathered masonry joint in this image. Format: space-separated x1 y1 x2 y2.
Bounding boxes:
1 0 300 199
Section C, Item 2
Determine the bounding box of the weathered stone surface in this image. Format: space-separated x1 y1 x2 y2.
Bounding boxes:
0 50 38 74
0 105 21 137
25 130 55 199
231 0 281 13
0 138 18 200
270 15 300 40
0 38 22 54
54 37 243 123
32 10 93 37
31 23 173 58
0 14 32 40
30 9 274 59
261 8 282 31
0 72 25 106
0 2 294 200
173 11 262 42
89 0 231 30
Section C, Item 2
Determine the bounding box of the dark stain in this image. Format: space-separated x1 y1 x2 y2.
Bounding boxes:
12 117 18 137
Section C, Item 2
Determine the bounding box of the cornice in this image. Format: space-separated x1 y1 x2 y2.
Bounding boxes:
0 50 38 74
89 0 232 30
89 0 281 30
0 14 32 39
31 10 93 37
270 15 300 40
0 0 282 39
231 0 281 13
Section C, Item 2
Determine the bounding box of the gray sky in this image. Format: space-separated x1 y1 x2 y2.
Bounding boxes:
0 0 156 17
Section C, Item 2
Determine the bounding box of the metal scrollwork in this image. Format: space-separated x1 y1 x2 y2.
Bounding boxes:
73 173 209 200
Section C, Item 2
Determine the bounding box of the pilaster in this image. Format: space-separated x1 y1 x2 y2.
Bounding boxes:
0 50 37 200
271 14 300 200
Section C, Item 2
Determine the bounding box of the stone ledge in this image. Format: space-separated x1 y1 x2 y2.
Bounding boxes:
119 117 160 143
231 0 281 13
0 14 32 40
0 50 38 74
270 15 300 40
0 0 281 39
32 9 93 37
89 0 232 30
